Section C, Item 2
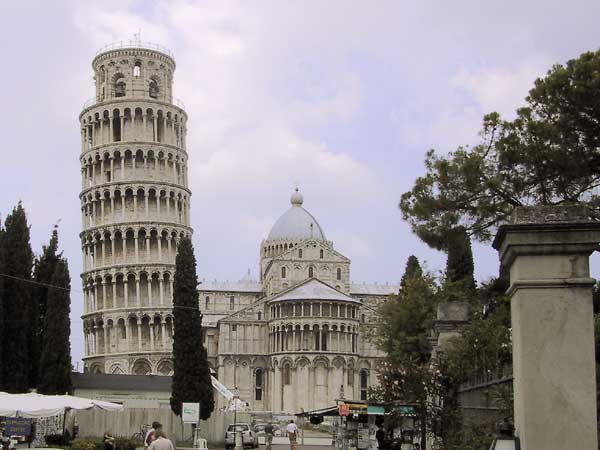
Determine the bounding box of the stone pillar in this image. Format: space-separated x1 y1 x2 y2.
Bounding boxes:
137 320 142 351
124 279 129 307
159 277 164 305
431 302 469 357
493 205 600 450
273 365 282 412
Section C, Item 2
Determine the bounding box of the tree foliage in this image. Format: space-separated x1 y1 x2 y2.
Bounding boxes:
0 203 33 392
31 227 60 388
38 257 72 395
170 237 215 420
400 255 423 290
0 220 5 389
400 49 600 248
369 260 438 448
445 227 475 290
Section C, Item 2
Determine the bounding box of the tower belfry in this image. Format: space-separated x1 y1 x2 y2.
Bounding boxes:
79 41 192 375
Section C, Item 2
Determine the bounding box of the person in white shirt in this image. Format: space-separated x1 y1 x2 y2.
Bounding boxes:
286 420 298 449
145 422 162 450
149 431 174 450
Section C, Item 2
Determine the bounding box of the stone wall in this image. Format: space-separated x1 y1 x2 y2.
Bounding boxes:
76 408 251 445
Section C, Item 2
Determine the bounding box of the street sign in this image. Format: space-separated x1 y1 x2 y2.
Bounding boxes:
182 402 200 423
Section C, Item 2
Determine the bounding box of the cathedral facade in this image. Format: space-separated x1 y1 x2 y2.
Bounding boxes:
200 190 398 414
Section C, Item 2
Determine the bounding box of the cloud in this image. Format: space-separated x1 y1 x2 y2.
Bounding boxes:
451 62 550 118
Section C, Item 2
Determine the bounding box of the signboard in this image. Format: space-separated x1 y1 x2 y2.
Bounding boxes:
5 418 32 437
398 406 415 415
182 402 200 423
367 405 385 415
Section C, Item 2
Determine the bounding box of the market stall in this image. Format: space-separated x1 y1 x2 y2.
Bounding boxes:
0 392 123 446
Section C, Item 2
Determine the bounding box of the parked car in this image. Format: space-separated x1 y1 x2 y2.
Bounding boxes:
253 423 281 436
225 423 259 449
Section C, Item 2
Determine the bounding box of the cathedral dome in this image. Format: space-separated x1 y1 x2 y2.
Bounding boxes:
267 189 326 241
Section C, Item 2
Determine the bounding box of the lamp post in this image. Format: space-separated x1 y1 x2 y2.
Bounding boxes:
233 386 242 450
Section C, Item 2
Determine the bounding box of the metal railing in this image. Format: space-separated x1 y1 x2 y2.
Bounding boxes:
95 41 174 58
81 96 185 111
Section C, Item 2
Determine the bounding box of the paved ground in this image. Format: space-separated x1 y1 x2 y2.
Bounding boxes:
209 446 333 450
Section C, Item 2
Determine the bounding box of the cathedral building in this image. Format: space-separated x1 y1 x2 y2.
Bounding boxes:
78 42 398 415
199 189 399 414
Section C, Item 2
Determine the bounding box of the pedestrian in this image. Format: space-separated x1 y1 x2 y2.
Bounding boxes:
145 422 162 450
149 430 175 450
264 423 274 450
103 431 115 450
286 420 298 450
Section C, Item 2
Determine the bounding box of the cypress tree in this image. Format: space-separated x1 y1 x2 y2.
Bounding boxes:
38 257 72 395
1 203 33 393
0 220 5 389
170 237 215 419
445 227 475 290
400 255 423 290
32 228 60 387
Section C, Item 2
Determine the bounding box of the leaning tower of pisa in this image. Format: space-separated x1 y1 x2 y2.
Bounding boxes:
79 41 192 376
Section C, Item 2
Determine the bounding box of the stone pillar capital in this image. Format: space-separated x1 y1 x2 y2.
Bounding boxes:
493 205 600 266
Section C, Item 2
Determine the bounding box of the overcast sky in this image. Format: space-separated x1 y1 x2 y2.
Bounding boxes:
2 1 600 369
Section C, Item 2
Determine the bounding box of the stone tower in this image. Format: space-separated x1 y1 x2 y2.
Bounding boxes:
79 41 192 375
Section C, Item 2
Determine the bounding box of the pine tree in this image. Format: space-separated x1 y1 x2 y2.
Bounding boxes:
445 227 475 291
38 258 72 395
31 228 60 387
1 203 33 393
400 255 423 290
170 237 215 419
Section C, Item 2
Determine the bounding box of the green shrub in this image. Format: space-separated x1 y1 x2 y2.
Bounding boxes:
69 438 103 450
114 437 138 450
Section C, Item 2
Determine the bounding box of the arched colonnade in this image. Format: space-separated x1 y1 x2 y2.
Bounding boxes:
81 226 190 271
83 313 174 357
80 147 188 190
80 104 186 152
81 184 190 229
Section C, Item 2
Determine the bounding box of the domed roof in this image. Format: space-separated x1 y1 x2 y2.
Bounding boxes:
267 189 326 241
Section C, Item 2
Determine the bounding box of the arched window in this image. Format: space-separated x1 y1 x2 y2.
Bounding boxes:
282 364 291 385
320 249 324 259
281 267 286 279
134 61 142 77
360 370 369 400
257 311 262 320
149 79 159 99
205 296 210 310
115 77 126 97
255 369 263 400
308 267 314 278
361 314 365 323
351 307 356 319
337 268 342 280
298 249 303 258
230 296 235 310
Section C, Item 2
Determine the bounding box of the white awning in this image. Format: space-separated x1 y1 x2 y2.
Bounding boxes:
0 392 123 418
